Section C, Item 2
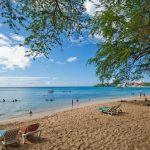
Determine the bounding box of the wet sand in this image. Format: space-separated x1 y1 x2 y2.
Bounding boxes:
0 96 150 150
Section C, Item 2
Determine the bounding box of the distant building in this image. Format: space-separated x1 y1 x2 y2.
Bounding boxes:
117 81 144 87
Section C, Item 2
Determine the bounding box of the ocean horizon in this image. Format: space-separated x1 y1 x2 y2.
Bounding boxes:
0 86 150 120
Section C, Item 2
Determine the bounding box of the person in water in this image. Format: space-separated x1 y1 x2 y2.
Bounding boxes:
29 110 33 116
50 99 54 102
3 99 5 102
14 99 18 102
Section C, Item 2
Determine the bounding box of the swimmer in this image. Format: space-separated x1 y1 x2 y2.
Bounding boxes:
29 110 33 115
50 99 54 102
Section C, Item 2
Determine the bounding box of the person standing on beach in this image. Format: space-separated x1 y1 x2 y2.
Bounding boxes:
72 99 73 108
140 92 142 98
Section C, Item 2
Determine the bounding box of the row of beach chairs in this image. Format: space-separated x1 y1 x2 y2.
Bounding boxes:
0 123 41 150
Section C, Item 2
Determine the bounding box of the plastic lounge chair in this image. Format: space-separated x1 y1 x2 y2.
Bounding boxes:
0 130 6 139
98 106 112 112
98 104 122 115
0 128 20 149
19 123 42 144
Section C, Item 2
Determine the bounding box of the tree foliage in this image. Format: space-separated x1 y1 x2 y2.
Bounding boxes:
0 0 149 81
0 0 87 57
89 0 150 82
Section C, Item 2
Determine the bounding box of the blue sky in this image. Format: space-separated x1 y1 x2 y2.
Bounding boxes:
0 18 101 87
0 0 149 87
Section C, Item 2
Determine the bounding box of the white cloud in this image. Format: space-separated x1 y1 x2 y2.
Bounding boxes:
0 46 30 69
47 58 66 65
56 61 66 65
69 36 83 44
0 76 59 87
66 57 77 63
0 76 98 87
0 33 10 46
84 0 105 16
0 34 8 41
89 34 105 43
0 33 24 45
45 81 51 85
11 34 25 42
0 76 49 80
0 33 30 70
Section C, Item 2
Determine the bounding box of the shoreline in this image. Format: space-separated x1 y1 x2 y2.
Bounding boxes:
0 95 143 125
0 95 149 149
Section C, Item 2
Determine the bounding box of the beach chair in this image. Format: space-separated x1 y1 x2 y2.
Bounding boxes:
0 130 6 139
98 104 122 115
0 128 20 150
19 123 42 144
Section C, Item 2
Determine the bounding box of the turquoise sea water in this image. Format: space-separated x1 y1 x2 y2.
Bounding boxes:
0 87 150 120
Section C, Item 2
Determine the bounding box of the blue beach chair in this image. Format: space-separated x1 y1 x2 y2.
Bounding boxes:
0 128 20 149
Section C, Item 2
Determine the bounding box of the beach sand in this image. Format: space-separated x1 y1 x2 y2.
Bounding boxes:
0 96 150 150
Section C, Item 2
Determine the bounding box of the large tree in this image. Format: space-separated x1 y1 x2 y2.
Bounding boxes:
0 0 149 81
89 0 150 81
0 0 87 56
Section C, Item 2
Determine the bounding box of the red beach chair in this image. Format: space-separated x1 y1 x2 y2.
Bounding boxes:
19 123 42 144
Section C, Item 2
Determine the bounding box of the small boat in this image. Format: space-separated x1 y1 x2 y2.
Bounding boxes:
116 83 126 88
48 89 54 93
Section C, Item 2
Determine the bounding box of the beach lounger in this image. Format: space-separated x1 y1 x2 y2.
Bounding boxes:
0 128 20 149
98 104 122 115
0 130 6 139
19 123 42 144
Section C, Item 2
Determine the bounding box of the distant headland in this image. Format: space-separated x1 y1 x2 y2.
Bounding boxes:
94 81 150 87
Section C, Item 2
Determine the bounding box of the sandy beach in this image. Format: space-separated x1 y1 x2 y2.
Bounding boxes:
0 96 150 150
0 1 149 149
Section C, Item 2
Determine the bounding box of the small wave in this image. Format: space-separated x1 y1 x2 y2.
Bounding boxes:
14 109 24 112
0 113 5 116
